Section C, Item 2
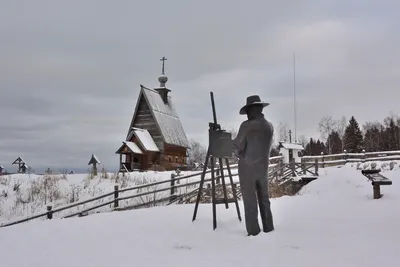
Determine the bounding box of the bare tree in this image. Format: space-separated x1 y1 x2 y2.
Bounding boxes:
188 139 207 166
335 116 347 152
362 121 381 132
278 122 289 142
318 116 337 154
298 135 308 147
225 127 238 140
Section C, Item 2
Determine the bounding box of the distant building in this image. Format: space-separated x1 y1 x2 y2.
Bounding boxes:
278 142 305 163
116 58 189 172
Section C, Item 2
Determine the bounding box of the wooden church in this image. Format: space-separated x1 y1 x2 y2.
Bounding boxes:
116 58 189 171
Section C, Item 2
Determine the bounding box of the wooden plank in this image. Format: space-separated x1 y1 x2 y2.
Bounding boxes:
300 176 318 182
361 169 392 185
214 198 237 204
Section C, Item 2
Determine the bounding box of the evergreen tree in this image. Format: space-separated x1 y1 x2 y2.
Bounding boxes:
327 131 342 154
315 139 326 155
363 121 382 152
270 146 280 157
320 140 327 154
364 126 381 152
380 124 389 151
387 118 399 150
304 138 315 156
343 116 364 153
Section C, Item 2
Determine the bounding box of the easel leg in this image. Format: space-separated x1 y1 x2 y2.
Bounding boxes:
192 148 210 222
225 158 242 221
218 158 229 209
210 156 217 230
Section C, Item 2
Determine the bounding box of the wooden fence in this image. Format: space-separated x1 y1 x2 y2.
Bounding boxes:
0 155 320 228
301 150 400 168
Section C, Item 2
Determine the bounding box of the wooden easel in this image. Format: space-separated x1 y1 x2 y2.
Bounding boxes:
192 92 242 230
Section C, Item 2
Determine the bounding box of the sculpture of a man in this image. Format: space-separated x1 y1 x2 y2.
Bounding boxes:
233 95 274 236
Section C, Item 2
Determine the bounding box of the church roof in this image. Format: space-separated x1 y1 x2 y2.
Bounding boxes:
128 85 189 148
127 128 160 152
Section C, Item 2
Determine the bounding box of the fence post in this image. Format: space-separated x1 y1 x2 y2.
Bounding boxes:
314 158 319 176
343 150 348 162
301 158 306 175
170 173 177 203
215 160 220 184
291 159 296 177
232 183 238 198
47 205 53 220
114 185 119 208
362 149 366 162
321 152 325 168
278 157 284 177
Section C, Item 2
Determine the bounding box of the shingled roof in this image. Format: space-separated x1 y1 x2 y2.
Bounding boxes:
127 85 189 148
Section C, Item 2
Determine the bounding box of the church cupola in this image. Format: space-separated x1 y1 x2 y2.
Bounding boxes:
155 56 171 104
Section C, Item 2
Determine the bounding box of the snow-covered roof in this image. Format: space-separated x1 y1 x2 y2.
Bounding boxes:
128 85 189 148
88 154 101 165
12 157 26 165
116 141 143 154
130 128 159 152
279 142 304 150
125 141 143 154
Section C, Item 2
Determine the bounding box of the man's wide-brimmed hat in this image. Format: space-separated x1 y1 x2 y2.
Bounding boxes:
239 95 269 115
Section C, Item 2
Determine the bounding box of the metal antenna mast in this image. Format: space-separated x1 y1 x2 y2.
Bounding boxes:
293 53 297 143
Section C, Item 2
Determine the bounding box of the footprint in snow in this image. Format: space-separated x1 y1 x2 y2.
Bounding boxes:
174 245 193 250
283 245 300 250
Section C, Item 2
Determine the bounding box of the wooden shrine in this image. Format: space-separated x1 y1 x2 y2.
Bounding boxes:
88 154 100 175
116 57 189 172
12 157 29 173
277 130 304 163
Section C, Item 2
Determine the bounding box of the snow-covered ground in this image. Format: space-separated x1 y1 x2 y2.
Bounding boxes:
0 167 239 223
1 161 399 267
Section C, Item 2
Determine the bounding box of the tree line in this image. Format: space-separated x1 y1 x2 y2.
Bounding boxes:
300 114 400 156
187 113 400 164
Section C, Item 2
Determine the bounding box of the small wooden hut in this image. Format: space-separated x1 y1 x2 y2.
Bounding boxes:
116 58 189 172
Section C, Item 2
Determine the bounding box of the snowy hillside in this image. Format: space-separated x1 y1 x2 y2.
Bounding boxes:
0 170 187 222
0 168 238 223
1 163 399 267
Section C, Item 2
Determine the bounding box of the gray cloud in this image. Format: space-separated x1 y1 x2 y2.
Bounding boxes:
1 0 400 172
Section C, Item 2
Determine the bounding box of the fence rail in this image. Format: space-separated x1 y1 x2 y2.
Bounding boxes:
301 150 400 168
0 154 322 228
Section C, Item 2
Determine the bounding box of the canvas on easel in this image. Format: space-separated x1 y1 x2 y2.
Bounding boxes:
192 92 241 230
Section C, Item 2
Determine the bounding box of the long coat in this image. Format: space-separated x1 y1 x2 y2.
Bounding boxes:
233 114 275 234
233 114 274 178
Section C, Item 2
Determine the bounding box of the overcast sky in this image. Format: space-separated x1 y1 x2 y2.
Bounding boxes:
1 1 400 173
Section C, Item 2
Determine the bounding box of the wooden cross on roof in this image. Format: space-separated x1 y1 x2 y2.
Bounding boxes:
160 56 167 74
